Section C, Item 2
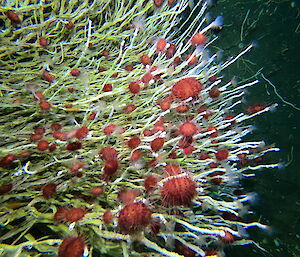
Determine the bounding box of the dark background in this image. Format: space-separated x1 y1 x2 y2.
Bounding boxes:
208 0 300 256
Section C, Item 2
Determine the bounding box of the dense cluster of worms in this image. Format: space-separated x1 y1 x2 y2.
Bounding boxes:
0 0 279 256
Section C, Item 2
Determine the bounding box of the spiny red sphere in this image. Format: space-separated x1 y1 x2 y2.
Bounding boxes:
171 77 202 99
58 236 85 257
118 201 152 234
161 175 197 206
150 137 165 152
179 121 197 137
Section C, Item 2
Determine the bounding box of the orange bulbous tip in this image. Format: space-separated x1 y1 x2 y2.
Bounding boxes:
191 33 206 46
179 121 197 137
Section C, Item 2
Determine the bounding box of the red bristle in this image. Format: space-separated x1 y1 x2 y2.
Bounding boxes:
53 131 66 141
51 123 62 131
39 37 48 47
124 104 136 114
156 38 167 51
118 201 152 234
0 154 17 168
130 149 142 162
103 124 117 135
30 133 43 141
164 164 182 176
209 88 221 98
161 175 197 206
102 83 113 92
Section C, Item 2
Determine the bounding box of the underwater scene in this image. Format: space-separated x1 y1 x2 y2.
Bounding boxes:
0 0 299 257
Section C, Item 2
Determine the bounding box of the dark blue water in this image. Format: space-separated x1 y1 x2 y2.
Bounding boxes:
209 0 300 256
